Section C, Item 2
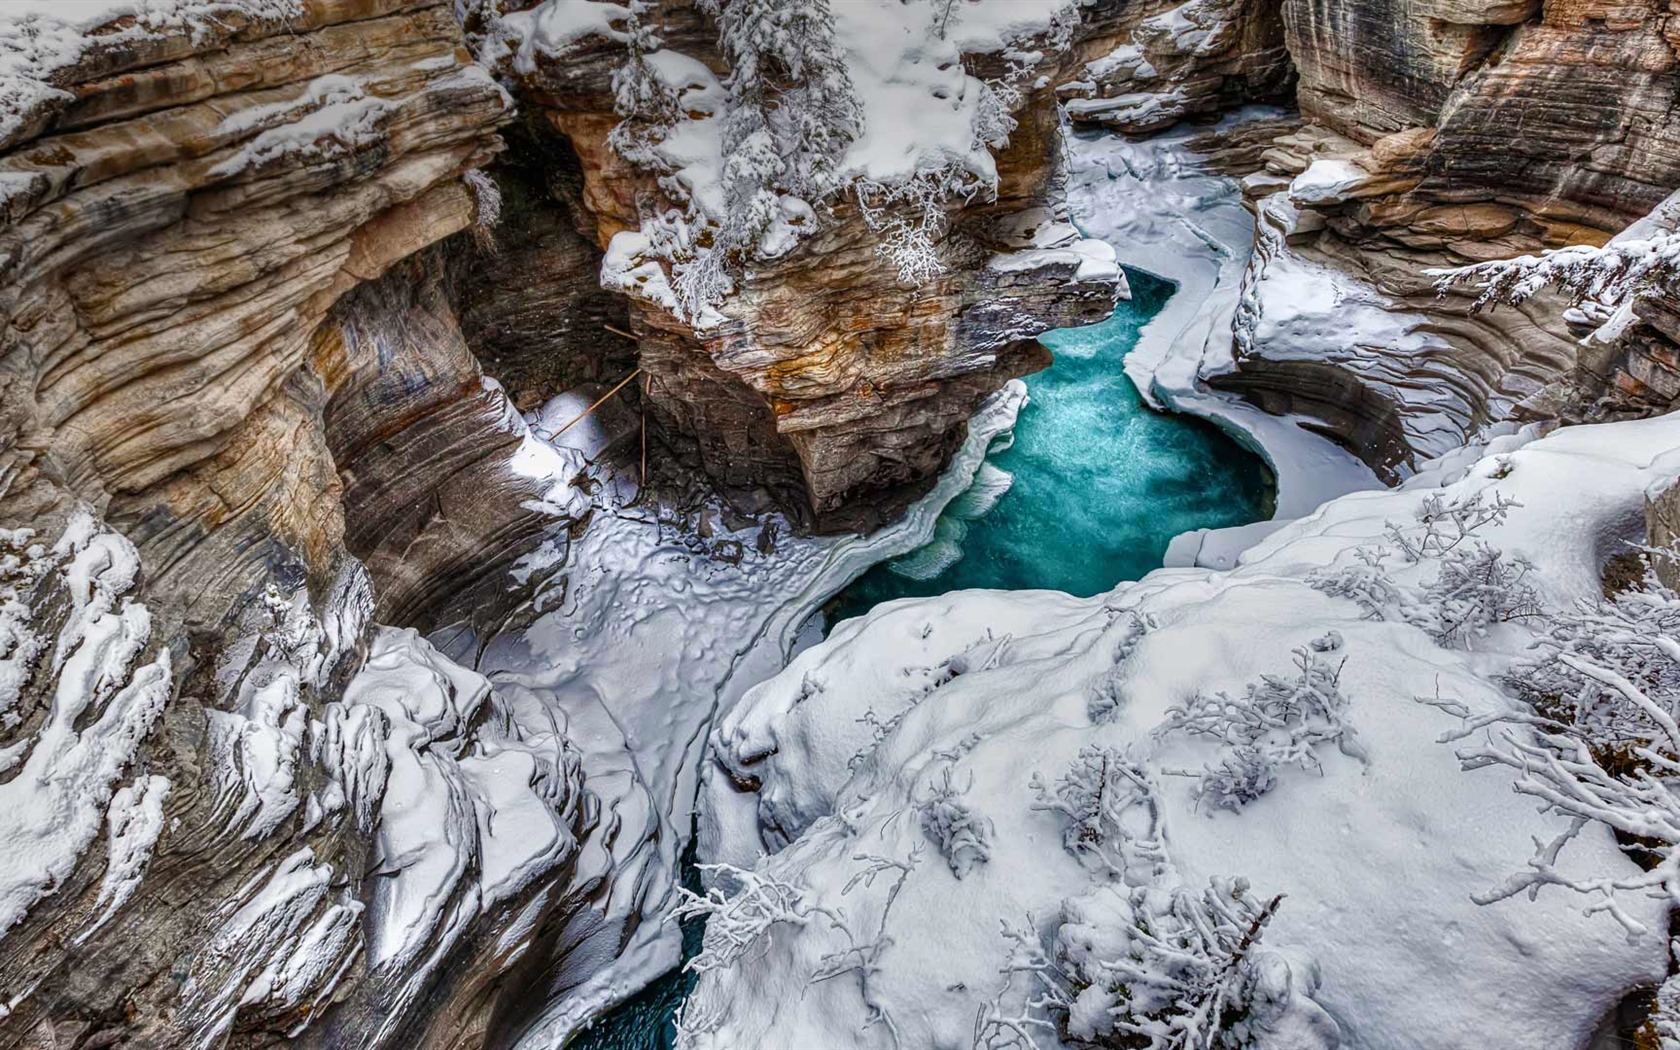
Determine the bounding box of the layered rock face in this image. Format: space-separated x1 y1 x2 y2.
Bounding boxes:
1078 0 1680 476
0 5 625 1047
477 0 1125 531
1061 0 1296 133
1234 0 1680 469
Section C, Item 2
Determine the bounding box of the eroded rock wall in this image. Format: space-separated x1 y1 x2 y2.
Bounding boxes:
0 4 620 1047
1062 0 1296 133
484 0 1125 531
1076 0 1680 475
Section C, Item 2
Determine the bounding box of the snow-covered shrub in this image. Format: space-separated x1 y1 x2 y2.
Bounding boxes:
1426 549 1680 935
1411 543 1541 648
1310 489 1540 648
1504 553 1680 760
1433 230 1680 312
918 767 993 878
1088 671 1127 724
1088 614 1149 724
1192 746 1278 814
1031 746 1169 880
672 863 835 974
1056 877 1287 1050
976 879 1315 1050
1157 636 1367 810
1385 490 1522 564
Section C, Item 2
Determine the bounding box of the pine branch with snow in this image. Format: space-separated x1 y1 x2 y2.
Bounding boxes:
1432 230 1680 312
607 12 683 171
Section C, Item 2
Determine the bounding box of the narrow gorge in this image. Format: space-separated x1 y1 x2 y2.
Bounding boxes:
1 1 1679 1048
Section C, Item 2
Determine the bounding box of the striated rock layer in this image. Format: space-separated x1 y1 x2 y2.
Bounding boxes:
0 4 631 1047
477 0 1126 531
1064 0 1680 477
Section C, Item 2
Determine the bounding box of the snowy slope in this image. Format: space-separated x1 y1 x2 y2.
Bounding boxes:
476 384 1029 1047
687 413 1680 1049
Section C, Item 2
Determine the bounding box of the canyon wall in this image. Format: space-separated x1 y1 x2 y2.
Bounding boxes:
0 4 637 1047
471 0 1126 530
1065 0 1680 478
0 1 1129 1045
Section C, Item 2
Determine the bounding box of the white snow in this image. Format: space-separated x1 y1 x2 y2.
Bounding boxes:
77 772 170 943
1287 157 1371 207
486 383 1030 1047
180 846 363 1047
687 412 1680 1049
0 510 172 937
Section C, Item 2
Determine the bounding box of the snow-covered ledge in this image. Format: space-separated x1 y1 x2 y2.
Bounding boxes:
1062 110 1384 570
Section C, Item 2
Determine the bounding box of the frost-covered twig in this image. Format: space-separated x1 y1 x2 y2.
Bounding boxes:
1157 636 1367 811
1310 489 1540 648
809 846 923 1047
1031 746 1168 878
673 863 836 974
1422 550 1680 936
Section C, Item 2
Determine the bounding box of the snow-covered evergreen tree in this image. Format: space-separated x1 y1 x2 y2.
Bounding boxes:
607 12 682 171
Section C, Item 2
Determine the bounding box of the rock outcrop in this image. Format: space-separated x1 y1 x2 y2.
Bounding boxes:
1061 0 1295 133
472 0 1126 531
1073 0 1680 477
0 4 631 1047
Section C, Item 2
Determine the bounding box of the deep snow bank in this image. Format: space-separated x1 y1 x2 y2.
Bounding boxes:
689 413 1680 1049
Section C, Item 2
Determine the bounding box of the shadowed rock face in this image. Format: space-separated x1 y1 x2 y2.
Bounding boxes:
1062 0 1297 133
0 4 627 1047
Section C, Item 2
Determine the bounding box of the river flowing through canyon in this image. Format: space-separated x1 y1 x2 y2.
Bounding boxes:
574 263 1277 1049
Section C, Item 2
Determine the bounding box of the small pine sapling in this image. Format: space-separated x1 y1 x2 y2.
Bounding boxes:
918 766 993 878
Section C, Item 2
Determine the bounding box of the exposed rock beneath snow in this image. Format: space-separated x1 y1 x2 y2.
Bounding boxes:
0 4 634 1046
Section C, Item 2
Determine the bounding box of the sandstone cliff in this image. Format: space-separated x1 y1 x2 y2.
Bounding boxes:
0 4 632 1047
1062 0 1680 478
467 0 1127 530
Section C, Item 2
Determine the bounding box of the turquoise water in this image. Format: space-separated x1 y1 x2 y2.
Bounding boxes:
824 268 1273 625
573 267 1274 1048
568 847 705 1050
